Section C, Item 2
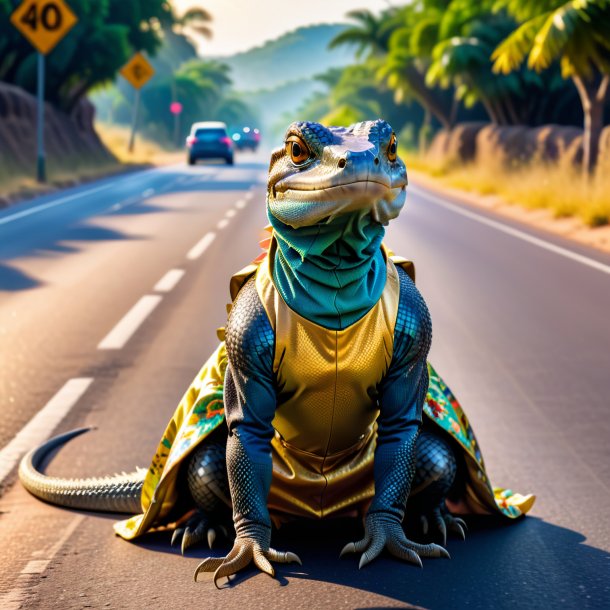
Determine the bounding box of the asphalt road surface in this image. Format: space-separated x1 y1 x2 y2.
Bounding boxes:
0 154 609 609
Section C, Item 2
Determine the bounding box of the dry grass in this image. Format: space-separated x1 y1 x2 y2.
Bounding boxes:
403 151 610 227
0 124 185 203
0 154 122 202
95 122 184 165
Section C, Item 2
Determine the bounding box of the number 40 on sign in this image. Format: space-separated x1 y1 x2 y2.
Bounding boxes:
10 0 78 55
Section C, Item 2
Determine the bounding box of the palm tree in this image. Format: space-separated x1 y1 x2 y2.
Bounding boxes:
492 0 610 173
331 4 455 131
328 9 395 58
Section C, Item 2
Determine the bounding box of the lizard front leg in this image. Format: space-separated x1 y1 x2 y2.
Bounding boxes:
342 267 448 568
195 286 301 587
194 430 300 587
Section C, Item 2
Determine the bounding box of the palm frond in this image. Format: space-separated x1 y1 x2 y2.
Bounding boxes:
492 15 547 73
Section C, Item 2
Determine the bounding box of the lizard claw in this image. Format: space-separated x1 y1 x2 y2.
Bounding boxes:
171 510 226 554
341 513 450 569
419 506 467 544
194 538 301 587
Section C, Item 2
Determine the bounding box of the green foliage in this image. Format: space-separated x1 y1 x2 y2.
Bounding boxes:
1 0 172 111
492 0 610 78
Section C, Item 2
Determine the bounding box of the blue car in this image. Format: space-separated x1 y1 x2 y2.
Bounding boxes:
186 121 234 165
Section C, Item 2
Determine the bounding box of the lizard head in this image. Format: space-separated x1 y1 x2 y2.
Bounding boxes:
267 120 408 229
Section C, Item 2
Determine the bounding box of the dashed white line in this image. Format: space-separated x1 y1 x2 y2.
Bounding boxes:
235 199 247 209
0 378 94 484
98 295 162 350
225 209 237 218
154 268 185 292
0 515 85 609
412 185 610 276
217 218 230 229
244 191 254 200
187 231 216 260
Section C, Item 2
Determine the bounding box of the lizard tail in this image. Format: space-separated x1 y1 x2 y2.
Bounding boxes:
19 428 144 514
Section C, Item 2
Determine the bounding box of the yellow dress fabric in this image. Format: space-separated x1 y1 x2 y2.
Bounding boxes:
114 237 534 540
256 240 401 519
114 343 228 540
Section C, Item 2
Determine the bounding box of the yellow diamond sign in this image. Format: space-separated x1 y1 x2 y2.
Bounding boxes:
11 0 78 55
120 53 155 90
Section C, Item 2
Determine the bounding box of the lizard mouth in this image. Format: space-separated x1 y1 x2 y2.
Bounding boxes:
273 179 405 202
268 179 407 227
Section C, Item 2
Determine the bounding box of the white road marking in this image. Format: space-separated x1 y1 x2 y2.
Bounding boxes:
412 185 610 276
0 182 116 227
217 218 230 229
235 199 247 209
0 379 93 484
154 269 185 292
187 231 216 260
244 191 254 200
98 295 162 350
0 516 85 609
225 209 237 218
21 560 49 575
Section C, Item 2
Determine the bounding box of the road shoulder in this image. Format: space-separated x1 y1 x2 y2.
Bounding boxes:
409 168 610 255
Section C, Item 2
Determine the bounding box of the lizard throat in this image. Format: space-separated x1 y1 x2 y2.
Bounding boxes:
268 209 387 331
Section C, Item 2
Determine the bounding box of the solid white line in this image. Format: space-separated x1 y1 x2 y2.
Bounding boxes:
154 268 185 292
0 182 116 227
412 185 610 276
0 378 93 484
187 231 216 260
217 218 229 229
98 295 162 350
225 208 237 218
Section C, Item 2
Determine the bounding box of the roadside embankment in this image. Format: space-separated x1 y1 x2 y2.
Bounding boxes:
403 122 610 250
0 84 183 208
407 167 610 254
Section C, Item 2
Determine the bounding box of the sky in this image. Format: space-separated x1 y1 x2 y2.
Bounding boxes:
173 0 394 56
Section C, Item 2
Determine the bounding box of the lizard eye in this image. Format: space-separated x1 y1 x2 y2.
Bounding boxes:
286 135 311 165
387 133 397 162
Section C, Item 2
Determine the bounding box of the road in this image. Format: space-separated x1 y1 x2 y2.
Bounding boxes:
0 155 609 609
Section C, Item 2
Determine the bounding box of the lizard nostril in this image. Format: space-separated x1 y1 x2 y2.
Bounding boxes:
374 157 380 166
338 158 346 169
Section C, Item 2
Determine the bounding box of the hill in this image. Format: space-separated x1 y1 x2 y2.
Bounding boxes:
220 24 354 92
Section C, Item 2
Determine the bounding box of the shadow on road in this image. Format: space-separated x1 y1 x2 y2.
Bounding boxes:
0 262 40 291
130 515 609 608
0 163 267 291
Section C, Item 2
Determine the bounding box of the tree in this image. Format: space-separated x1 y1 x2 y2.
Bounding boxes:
0 0 172 111
492 0 610 172
328 9 395 58
331 4 455 131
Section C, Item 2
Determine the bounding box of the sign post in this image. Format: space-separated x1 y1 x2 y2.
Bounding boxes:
119 53 155 154
10 0 78 183
170 101 183 149
37 52 45 182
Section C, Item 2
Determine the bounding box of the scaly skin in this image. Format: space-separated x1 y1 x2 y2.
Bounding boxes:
20 120 465 587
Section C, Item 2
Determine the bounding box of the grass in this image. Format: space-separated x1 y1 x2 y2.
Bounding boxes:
95 122 185 166
0 123 183 203
402 150 610 228
0 154 123 203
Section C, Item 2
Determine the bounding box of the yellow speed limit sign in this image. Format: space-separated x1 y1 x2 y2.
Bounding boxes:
120 53 155 90
10 0 78 55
